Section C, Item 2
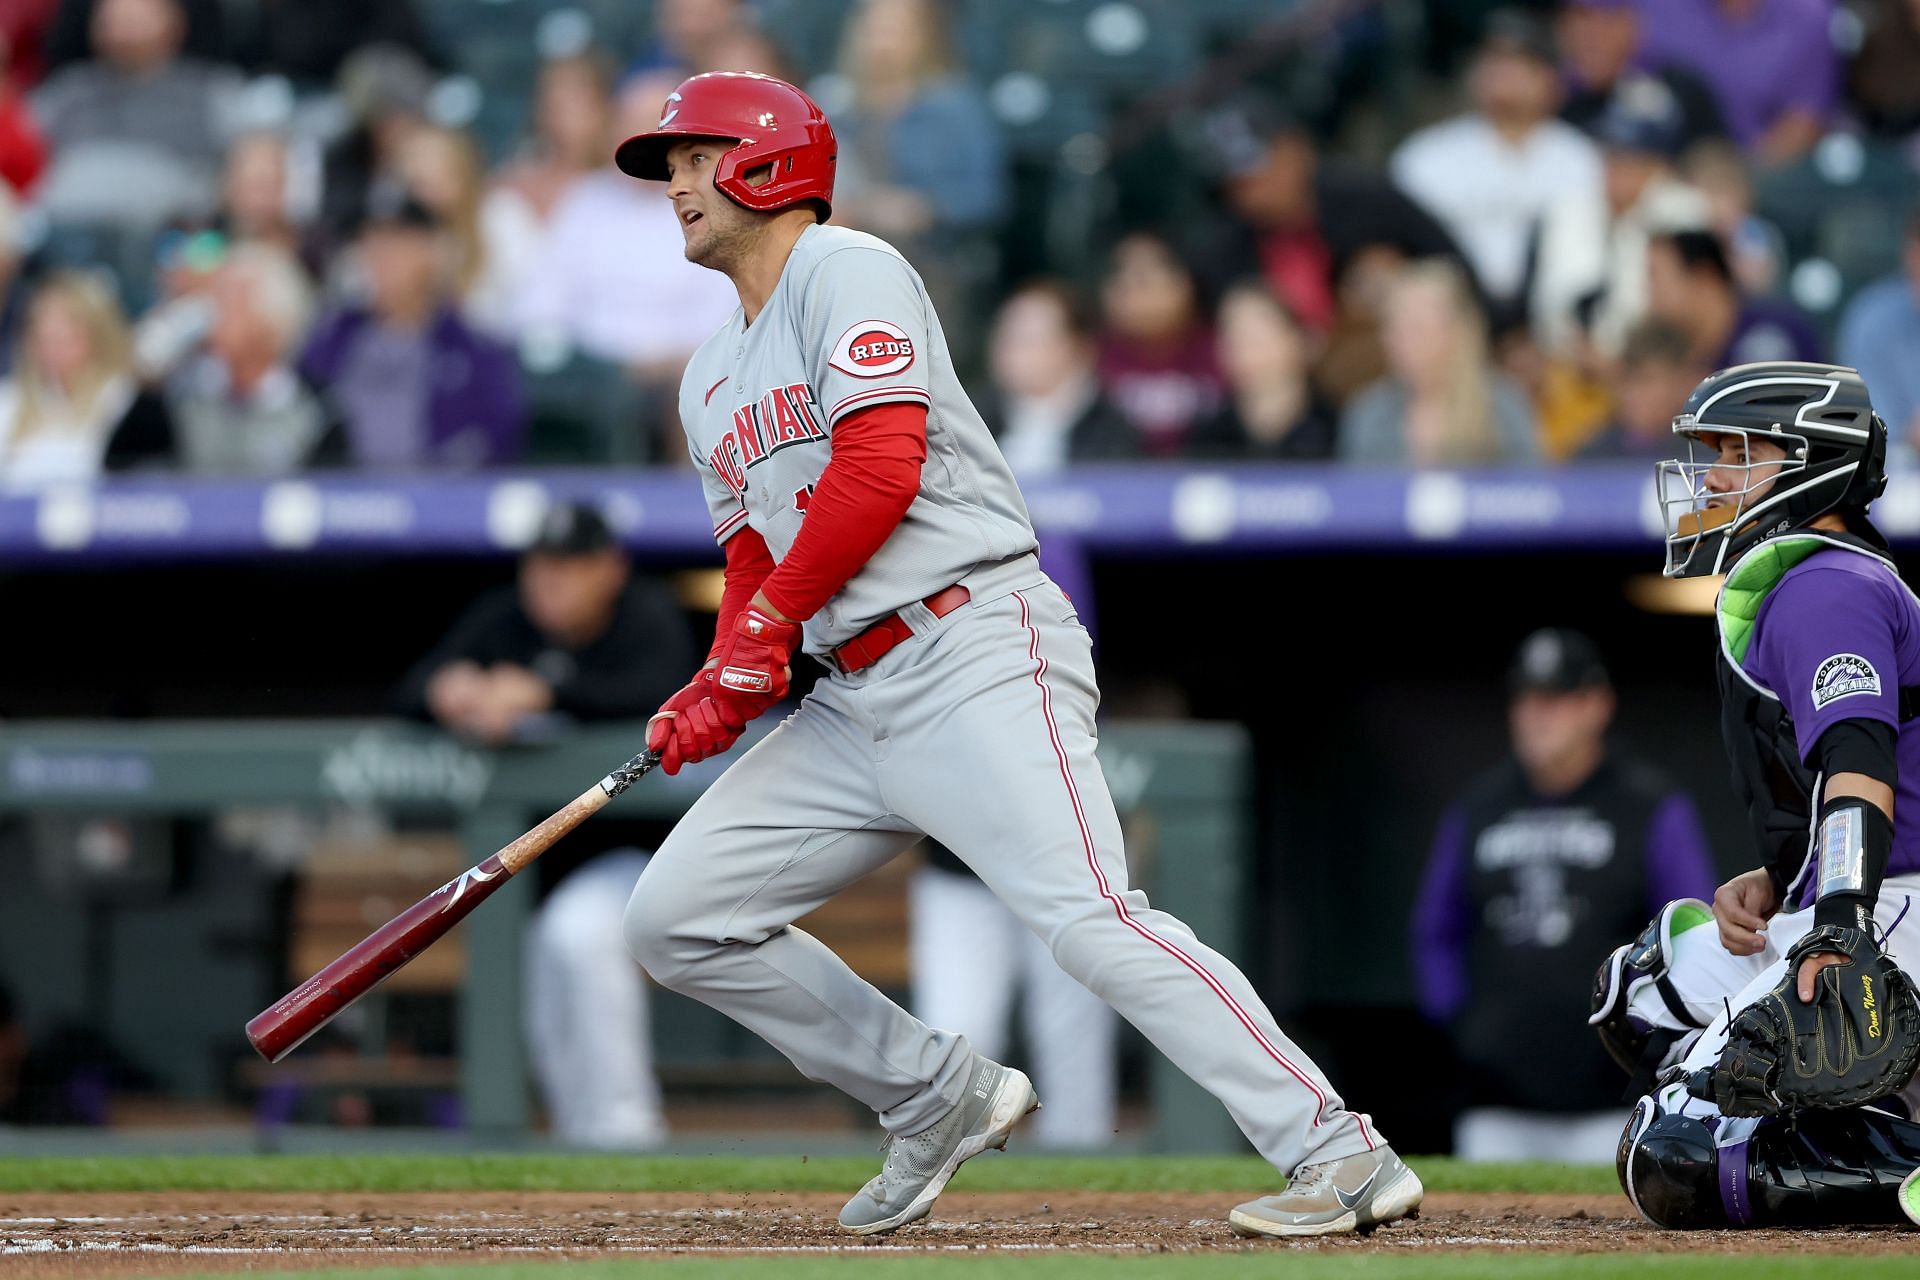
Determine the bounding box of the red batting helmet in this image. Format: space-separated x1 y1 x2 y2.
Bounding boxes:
614 71 837 216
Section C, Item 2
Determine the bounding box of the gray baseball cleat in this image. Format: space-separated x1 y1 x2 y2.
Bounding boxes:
1229 1145 1424 1238
837 1058 1040 1235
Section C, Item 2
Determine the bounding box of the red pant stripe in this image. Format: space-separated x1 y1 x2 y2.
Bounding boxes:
1012 590 1340 1131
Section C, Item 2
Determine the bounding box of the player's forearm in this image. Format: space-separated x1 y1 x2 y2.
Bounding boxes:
710 525 777 662
758 403 927 623
1812 721 1898 931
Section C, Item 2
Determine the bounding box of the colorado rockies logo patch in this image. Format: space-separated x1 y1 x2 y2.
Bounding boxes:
829 320 915 378
1811 653 1881 709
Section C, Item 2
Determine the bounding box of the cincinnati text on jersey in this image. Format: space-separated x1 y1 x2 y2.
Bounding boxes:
707 382 829 495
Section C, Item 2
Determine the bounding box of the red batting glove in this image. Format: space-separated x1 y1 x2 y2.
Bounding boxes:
711 606 801 714
647 671 735 776
645 667 783 776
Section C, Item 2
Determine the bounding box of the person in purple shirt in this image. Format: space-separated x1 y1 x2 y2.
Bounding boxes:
1598 361 1920 1228
1631 0 1837 164
1411 628 1716 1162
1647 229 1822 373
300 184 525 471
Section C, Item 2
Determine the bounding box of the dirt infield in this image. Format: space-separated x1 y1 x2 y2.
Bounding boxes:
1 1190 1914 1275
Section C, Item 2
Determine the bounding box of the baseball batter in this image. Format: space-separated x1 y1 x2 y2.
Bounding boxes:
609 71 1421 1238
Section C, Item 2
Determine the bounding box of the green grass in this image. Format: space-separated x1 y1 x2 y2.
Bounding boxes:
153 1261 1920 1280
0 1154 1619 1196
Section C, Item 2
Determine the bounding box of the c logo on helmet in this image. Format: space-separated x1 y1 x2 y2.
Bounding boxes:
660 92 683 128
829 320 915 378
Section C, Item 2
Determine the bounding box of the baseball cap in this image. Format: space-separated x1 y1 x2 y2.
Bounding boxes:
527 502 618 556
1189 92 1308 180
1594 75 1686 158
1508 628 1611 695
1478 10 1556 66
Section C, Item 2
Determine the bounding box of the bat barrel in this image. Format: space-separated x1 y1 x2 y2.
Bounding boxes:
245 854 513 1061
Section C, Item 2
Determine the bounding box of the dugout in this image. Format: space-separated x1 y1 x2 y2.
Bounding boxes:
0 462 1862 1151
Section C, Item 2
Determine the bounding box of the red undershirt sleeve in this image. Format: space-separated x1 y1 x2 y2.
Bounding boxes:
709 524 776 664
757 401 928 623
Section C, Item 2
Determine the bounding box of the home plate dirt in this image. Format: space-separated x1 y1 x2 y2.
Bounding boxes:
0 1192 1909 1276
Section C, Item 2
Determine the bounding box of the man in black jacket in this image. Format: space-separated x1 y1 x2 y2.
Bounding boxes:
396 502 692 742
1412 629 1717 1160
397 501 694 1148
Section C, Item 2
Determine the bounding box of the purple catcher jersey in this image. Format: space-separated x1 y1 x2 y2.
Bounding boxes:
1742 542 1920 888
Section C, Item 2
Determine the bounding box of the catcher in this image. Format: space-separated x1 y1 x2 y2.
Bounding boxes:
1589 361 1920 1228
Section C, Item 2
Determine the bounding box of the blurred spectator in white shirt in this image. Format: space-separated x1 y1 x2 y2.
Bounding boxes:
481 54 614 342
1532 77 1710 360
982 279 1134 477
0 271 174 487
31 0 243 231
1339 259 1539 467
1391 11 1602 321
514 69 738 419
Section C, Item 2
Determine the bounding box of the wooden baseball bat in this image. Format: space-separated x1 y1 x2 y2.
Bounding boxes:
244 749 660 1062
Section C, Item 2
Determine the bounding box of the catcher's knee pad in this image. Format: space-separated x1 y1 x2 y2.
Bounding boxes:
1619 1093 1920 1228
1590 898 1713 1093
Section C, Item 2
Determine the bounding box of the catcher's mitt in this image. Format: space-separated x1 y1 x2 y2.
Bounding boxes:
1686 924 1920 1117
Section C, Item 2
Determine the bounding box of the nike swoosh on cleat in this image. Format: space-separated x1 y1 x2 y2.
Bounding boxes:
1333 1167 1381 1212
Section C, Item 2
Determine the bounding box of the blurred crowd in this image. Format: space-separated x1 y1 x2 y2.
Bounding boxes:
2 0 1920 491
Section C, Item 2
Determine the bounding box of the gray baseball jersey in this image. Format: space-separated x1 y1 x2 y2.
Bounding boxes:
630 218 1387 1184
679 223 1038 655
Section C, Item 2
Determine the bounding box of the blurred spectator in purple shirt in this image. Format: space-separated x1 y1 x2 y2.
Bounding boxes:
1411 629 1716 1161
1557 0 1726 150
1631 0 1837 164
1645 228 1821 369
1096 231 1222 458
300 186 524 470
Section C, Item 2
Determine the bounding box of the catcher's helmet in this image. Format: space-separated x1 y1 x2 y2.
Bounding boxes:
1657 361 1888 578
614 71 836 217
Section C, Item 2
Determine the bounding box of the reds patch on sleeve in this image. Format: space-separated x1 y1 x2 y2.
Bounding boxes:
829 320 916 378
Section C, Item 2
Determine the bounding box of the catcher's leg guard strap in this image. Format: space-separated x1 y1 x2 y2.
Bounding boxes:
1591 899 1714 1092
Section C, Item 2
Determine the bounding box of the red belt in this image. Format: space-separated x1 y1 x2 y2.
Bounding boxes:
829 585 971 674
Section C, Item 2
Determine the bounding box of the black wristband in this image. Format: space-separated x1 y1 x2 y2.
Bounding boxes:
1811 796 1893 932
